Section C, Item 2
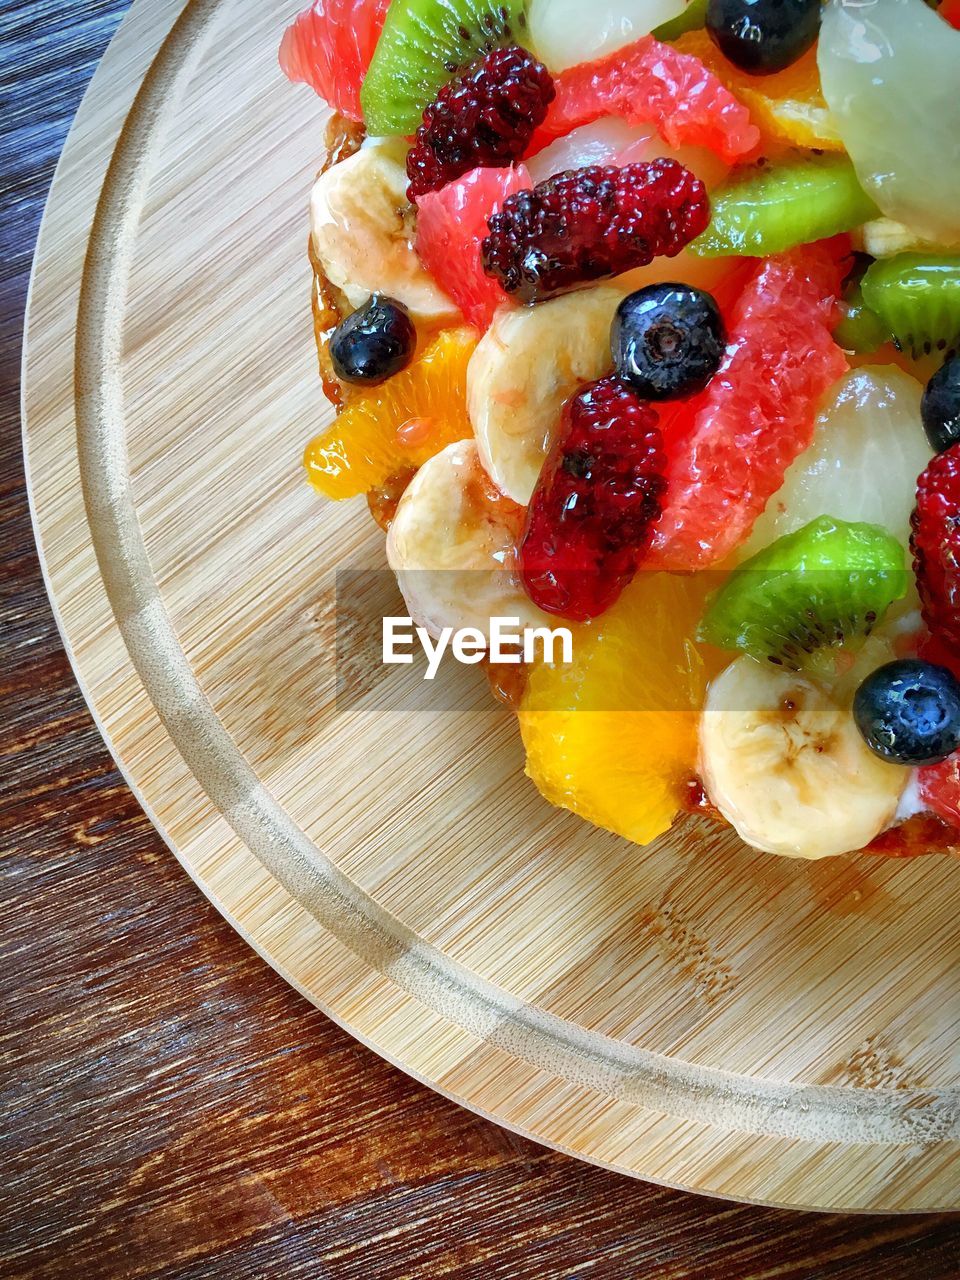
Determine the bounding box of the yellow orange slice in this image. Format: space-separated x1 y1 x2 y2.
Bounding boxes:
519 571 725 846
304 327 477 500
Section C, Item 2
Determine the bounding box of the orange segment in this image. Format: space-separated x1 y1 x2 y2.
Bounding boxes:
303 327 477 500
519 571 725 847
671 31 844 153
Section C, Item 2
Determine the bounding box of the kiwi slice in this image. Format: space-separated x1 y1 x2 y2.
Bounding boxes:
360 0 528 135
835 285 890 354
690 156 879 259
834 256 890 354
861 254 960 358
653 0 708 41
698 517 908 671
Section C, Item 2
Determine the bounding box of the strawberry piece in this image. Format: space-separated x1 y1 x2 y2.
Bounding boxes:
646 246 848 570
943 0 960 30
530 36 760 166
912 446 960 658
279 0 389 121
416 165 531 330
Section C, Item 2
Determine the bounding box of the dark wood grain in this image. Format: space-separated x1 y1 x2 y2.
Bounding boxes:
2 3 960 1276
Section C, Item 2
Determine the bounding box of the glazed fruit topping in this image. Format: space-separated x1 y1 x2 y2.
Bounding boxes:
691 156 877 259
854 659 960 766
859 254 960 360
922 356 960 454
519 571 719 849
612 283 725 401
912 444 960 657
672 28 841 153
706 0 821 76
415 164 531 330
304 326 477 499
279 0 389 121
532 34 759 163
361 0 528 135
699 516 908 670
482 161 710 303
406 46 553 202
519 377 666 621
328 295 417 384
647 245 848 570
818 0 960 247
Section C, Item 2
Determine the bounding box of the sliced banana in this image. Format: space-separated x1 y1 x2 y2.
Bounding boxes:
467 286 624 504
310 139 459 325
700 656 908 859
386 440 552 639
855 217 941 259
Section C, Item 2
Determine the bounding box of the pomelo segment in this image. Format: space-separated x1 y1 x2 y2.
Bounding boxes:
530 35 760 165
416 165 531 330
279 0 389 121
818 0 960 246
527 0 688 71
646 246 849 570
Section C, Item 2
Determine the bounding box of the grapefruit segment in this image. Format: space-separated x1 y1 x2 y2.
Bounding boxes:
416 165 531 330
647 246 849 570
530 35 760 165
279 0 389 121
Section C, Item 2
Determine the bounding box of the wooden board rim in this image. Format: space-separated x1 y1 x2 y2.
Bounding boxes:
22 0 960 1212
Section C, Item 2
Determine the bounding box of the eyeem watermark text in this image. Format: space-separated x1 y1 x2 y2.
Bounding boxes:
383 616 573 680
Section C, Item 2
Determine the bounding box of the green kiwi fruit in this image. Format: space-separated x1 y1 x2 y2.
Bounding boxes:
690 156 879 259
698 517 908 670
834 256 890 353
834 285 890 354
861 253 960 358
361 0 528 136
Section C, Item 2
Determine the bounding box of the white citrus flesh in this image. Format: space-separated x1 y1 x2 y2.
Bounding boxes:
526 120 728 191
818 0 960 246
741 366 932 560
700 657 908 859
527 0 688 71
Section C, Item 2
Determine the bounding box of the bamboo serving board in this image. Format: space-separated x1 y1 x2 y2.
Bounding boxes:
23 0 960 1213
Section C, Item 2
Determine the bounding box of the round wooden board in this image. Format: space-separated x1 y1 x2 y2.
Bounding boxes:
23 0 960 1214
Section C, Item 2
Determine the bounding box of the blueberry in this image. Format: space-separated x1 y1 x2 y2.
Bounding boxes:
921 355 960 454
329 295 416 385
706 0 821 75
611 284 725 401
853 659 960 766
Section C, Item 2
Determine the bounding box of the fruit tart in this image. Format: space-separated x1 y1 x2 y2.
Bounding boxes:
282 0 960 860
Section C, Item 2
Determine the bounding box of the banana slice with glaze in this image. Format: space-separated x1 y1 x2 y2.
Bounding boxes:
386 440 552 639
700 656 908 859
467 285 624 504
310 139 460 325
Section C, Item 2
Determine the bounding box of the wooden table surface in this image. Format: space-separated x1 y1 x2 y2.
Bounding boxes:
2 3 960 1276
